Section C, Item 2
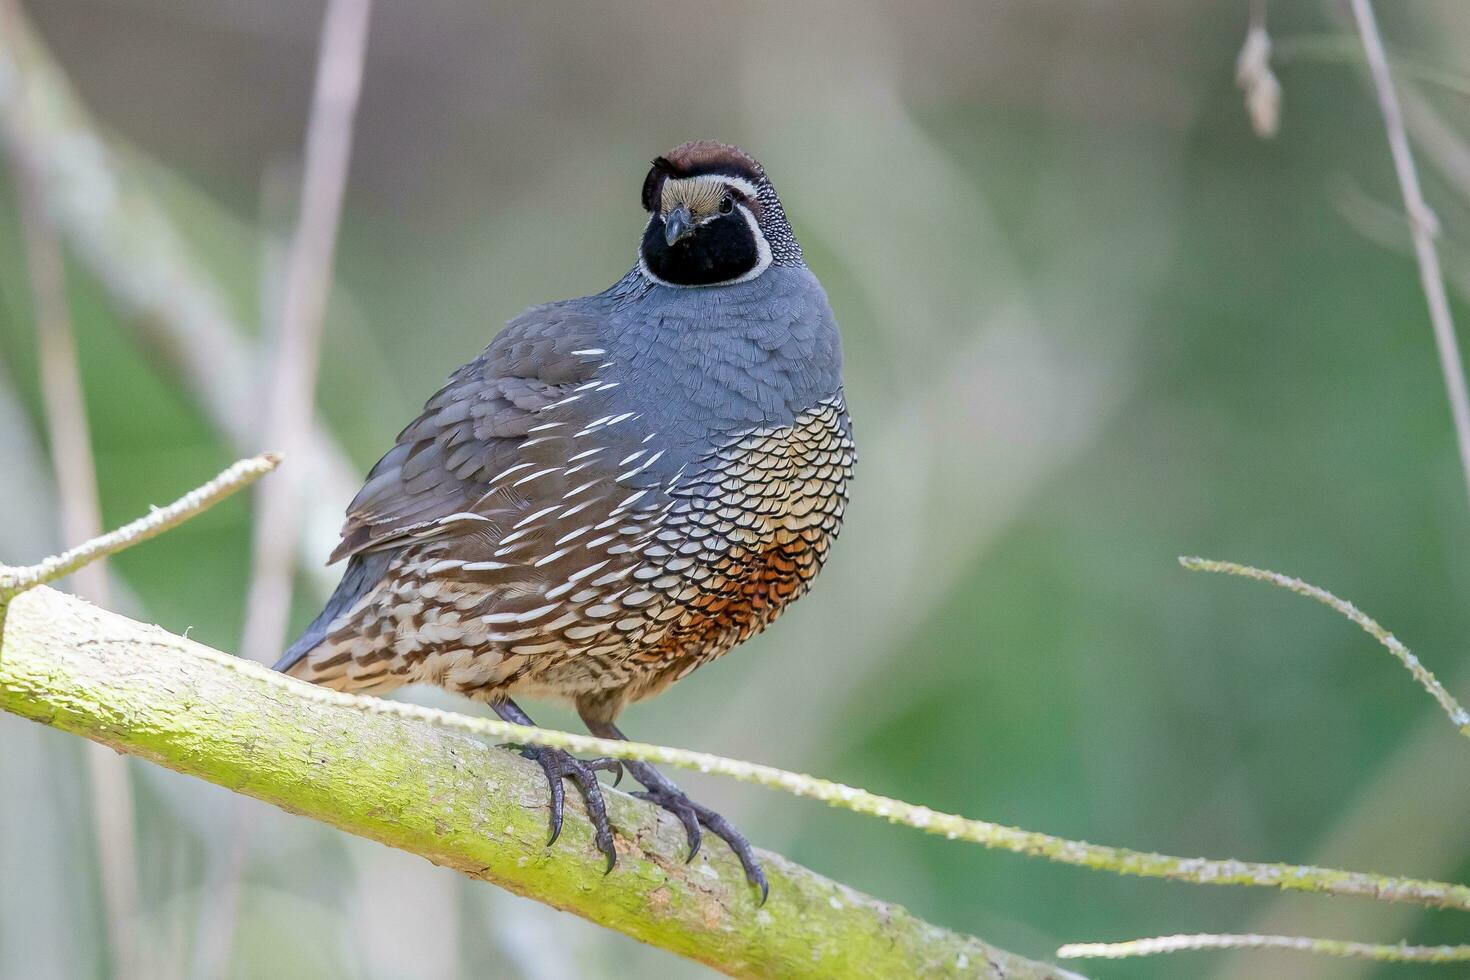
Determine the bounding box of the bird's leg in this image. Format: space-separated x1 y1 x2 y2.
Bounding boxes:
493 699 620 872
581 717 768 901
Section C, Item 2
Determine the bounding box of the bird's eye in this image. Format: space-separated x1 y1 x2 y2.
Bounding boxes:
718 194 734 215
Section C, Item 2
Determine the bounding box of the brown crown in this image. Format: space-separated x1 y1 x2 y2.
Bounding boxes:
641 141 764 211
660 141 762 178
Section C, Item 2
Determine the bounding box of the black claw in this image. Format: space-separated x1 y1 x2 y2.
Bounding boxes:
497 702 618 871
520 745 618 871
575 718 764 895
634 788 703 861
695 805 765 898
546 771 565 845
586 756 624 787
569 765 617 872
626 762 765 897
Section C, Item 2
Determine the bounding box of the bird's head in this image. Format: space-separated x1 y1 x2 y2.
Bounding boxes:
637 141 801 287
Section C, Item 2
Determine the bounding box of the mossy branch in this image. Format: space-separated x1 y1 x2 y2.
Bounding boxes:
0 585 1075 980
8 460 1470 978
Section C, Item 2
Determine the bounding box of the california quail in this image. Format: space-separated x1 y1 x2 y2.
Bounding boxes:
276 141 854 896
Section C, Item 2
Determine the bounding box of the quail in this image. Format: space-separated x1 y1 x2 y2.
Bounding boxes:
276 141 854 896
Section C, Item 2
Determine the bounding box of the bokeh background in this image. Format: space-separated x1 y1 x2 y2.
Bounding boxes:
3 1 1470 977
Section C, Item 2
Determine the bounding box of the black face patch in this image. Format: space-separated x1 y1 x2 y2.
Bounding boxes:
641 210 760 286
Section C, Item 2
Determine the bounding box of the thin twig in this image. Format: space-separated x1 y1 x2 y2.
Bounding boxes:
6 113 142 980
1176 555 1470 969
1272 34 1470 99
0 2 361 595
1180 557 1470 736
1350 0 1470 508
122 646 1470 914
1058 933 1470 963
238 0 372 666
1402 96 1470 212
0 454 281 601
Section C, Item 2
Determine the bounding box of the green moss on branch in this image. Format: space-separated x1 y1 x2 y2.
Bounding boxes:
0 586 1076 980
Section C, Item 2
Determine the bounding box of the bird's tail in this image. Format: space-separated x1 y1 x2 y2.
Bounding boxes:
273 551 391 674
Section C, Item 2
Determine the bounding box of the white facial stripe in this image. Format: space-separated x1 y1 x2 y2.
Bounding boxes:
716 175 760 199
727 203 773 283
636 201 772 289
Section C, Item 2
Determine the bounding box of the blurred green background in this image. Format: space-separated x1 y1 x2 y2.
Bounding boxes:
4 1 1470 977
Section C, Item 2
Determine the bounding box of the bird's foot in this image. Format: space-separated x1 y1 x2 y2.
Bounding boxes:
519 745 621 872
627 761 767 902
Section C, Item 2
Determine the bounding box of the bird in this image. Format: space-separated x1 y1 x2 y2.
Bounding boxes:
275 140 854 897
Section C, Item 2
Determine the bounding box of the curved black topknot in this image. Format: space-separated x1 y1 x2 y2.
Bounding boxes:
641 141 765 211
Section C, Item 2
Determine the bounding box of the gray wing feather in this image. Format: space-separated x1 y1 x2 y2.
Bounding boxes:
328 303 605 562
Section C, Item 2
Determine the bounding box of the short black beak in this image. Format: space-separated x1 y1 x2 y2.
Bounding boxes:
663 205 693 246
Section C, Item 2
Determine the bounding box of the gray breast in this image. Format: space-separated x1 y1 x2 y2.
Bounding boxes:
601 265 846 447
